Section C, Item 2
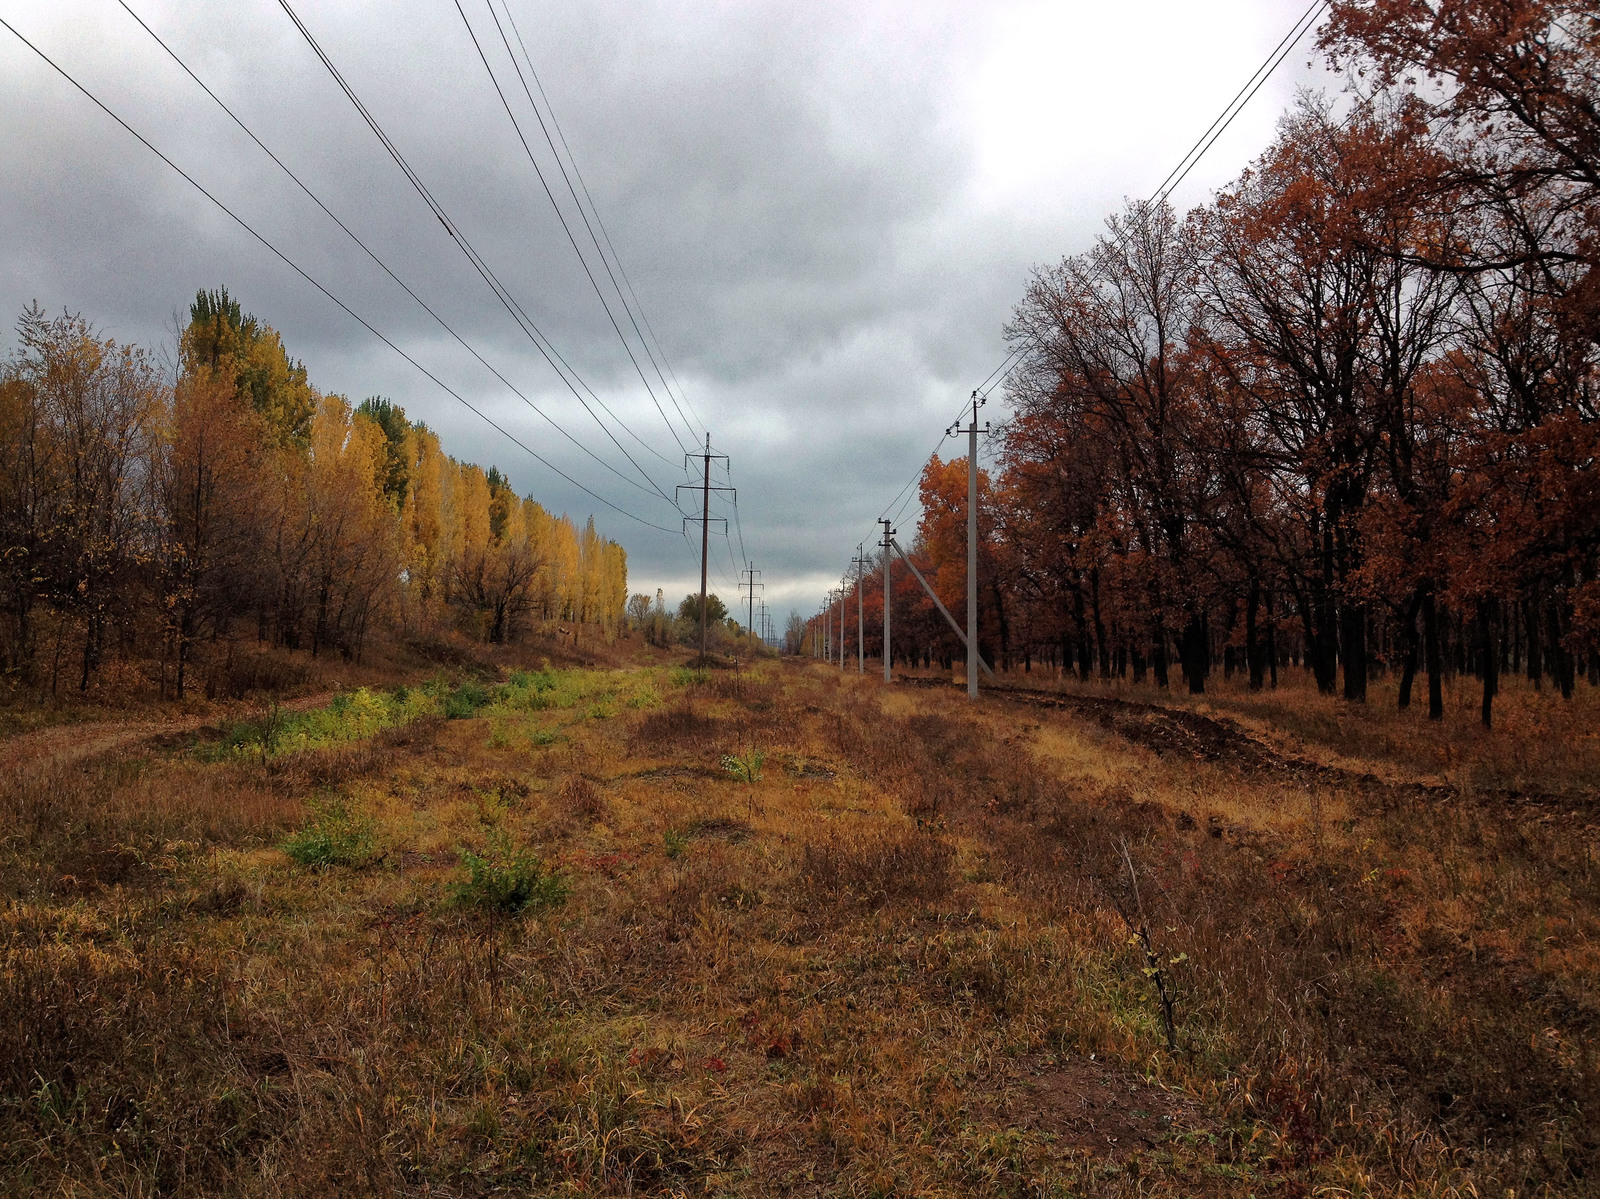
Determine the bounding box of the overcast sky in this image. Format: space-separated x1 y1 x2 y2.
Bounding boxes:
0 0 1332 621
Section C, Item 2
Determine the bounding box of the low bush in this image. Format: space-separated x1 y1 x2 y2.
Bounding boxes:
450 833 568 913
444 680 491 719
721 747 765 784
559 775 608 823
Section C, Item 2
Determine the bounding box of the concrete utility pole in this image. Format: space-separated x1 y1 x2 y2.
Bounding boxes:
698 435 711 665
838 582 846 670
950 392 989 699
674 435 730 669
880 518 894 683
853 545 866 674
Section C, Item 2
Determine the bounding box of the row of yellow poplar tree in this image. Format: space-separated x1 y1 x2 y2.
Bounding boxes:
0 288 627 696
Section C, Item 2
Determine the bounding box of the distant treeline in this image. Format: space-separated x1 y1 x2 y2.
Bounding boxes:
817 1 1600 726
0 288 626 697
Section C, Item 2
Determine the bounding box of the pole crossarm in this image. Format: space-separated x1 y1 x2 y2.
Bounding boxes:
889 538 997 682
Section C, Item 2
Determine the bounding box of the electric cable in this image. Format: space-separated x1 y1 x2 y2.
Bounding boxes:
1154 0 1328 204
849 0 1328 606
492 0 705 449
277 0 685 500
115 0 674 508
1150 0 1326 203
454 0 693 457
935 0 1330 540
0 14 682 535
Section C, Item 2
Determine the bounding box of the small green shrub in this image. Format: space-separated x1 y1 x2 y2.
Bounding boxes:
281 799 376 868
721 748 765 784
671 666 707 688
445 680 491 719
450 833 568 913
664 828 689 859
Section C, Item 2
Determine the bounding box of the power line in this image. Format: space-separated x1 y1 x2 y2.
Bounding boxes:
0 14 682 535
455 0 694 457
494 0 706 448
837 6 1330 611
890 0 1329 549
879 392 978 524
1152 0 1327 205
277 0 685 501
114 0 674 509
723 462 749 568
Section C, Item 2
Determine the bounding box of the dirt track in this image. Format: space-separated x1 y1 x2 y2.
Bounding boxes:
0 691 335 774
906 676 1600 820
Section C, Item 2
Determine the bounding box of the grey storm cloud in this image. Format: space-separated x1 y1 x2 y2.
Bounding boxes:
0 0 1329 613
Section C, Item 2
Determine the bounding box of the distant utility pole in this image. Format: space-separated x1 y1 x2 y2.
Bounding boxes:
740 561 763 655
675 434 730 669
949 392 989 699
879 518 895 683
839 578 848 671
852 545 866 674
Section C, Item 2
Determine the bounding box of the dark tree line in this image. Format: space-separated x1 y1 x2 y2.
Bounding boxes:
819 3 1599 728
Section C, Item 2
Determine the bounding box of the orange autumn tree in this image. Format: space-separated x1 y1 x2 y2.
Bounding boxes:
952 11 1599 726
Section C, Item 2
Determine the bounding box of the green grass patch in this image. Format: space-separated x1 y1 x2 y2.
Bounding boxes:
281 798 376 868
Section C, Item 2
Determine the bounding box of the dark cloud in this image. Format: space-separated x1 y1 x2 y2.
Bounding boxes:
0 0 1328 614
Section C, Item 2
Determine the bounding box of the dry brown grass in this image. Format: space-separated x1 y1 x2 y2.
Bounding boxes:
0 656 1594 1196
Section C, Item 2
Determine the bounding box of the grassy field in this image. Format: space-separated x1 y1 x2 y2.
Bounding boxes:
2 657 1596 1196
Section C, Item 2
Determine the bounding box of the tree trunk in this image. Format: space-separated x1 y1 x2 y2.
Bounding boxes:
1423 586 1443 721
1547 598 1574 699
1341 600 1367 703
1524 595 1542 689
1180 612 1206 695
79 613 98 693
1091 571 1110 680
1397 590 1422 710
1246 580 1264 691
1266 588 1278 688
1478 598 1498 729
1073 589 1092 683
